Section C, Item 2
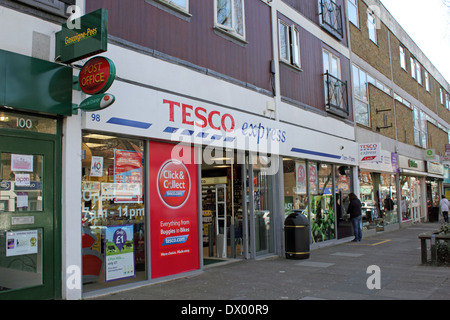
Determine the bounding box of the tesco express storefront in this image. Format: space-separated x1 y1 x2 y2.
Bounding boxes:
80 77 358 296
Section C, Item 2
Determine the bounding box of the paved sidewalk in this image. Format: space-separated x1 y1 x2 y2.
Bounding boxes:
91 222 450 300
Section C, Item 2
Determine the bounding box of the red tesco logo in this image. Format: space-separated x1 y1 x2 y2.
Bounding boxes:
163 99 235 133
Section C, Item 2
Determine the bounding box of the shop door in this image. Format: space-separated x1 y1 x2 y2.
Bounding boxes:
0 135 58 299
411 180 421 223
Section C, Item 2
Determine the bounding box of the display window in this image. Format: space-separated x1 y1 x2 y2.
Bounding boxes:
400 175 422 222
283 158 351 243
310 162 335 243
81 133 146 291
360 171 398 231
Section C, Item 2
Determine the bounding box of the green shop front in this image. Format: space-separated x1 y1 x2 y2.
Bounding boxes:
0 49 72 299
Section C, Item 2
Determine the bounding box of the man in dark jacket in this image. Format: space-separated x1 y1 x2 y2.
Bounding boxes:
347 193 362 242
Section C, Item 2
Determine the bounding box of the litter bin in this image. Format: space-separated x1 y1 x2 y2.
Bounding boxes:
285 210 310 259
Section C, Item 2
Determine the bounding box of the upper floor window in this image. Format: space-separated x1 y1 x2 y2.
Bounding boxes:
424 71 430 92
319 0 344 38
13 0 73 17
399 46 406 70
367 11 377 44
347 0 359 27
440 88 445 105
410 57 422 84
215 0 245 40
323 50 348 117
410 57 416 79
279 20 301 68
158 0 189 12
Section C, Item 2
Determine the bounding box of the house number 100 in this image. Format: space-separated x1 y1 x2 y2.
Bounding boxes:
16 118 33 129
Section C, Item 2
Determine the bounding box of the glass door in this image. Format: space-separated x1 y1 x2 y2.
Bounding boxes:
0 135 58 299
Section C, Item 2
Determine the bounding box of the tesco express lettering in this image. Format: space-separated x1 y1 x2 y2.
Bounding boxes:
163 99 287 145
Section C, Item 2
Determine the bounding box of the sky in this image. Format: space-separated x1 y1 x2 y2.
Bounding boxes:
380 0 450 84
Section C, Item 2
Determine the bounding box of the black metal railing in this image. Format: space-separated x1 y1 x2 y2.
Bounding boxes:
319 0 343 38
324 71 349 117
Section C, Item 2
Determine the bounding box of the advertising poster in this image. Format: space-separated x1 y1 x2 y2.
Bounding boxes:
114 149 143 203
6 230 38 257
105 225 135 282
149 141 199 279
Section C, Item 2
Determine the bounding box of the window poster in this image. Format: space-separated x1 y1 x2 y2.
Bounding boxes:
149 141 199 279
104 225 135 282
113 149 143 203
11 154 33 172
6 230 38 257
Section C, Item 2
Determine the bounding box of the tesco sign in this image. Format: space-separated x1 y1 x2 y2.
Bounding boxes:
163 99 235 133
359 143 381 163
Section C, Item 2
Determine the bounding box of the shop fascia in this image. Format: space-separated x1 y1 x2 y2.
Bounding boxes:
82 81 359 169
398 155 426 176
359 148 399 174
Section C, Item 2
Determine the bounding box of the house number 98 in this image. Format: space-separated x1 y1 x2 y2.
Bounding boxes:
16 118 33 129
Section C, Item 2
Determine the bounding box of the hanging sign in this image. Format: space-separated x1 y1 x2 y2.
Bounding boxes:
359 143 381 163
78 93 115 111
55 8 108 64
79 56 116 95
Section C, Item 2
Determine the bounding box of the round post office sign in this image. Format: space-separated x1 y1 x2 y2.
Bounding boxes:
157 160 191 209
79 56 116 95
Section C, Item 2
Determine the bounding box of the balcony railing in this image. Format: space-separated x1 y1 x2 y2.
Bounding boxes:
324 71 349 118
319 0 344 39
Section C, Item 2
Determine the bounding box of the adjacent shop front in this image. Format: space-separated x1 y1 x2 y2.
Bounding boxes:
0 49 72 299
398 155 426 224
359 150 399 232
426 161 444 222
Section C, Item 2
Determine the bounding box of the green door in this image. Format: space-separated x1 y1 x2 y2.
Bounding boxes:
0 134 60 299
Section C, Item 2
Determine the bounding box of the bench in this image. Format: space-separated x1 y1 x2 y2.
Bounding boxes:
418 231 450 265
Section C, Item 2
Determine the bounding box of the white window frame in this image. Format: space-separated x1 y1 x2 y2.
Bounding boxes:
158 0 189 12
424 71 430 92
399 46 406 70
440 88 445 105
410 57 416 79
347 0 359 27
416 60 422 85
214 0 246 40
367 11 377 44
279 20 301 69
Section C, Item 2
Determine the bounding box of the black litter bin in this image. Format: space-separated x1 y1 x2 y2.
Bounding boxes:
285 210 310 259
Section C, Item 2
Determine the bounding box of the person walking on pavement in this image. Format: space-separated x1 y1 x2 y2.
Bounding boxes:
347 192 362 242
440 195 449 223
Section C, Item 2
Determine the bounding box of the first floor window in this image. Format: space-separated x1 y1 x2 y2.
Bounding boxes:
279 20 301 68
216 0 245 39
160 0 189 11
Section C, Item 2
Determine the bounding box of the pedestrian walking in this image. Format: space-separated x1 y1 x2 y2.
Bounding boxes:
439 195 449 223
347 192 362 242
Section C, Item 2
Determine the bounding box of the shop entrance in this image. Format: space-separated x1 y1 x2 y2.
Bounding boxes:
201 150 275 262
201 150 245 261
0 130 61 299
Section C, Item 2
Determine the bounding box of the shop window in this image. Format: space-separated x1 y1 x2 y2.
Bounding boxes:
310 162 336 243
81 133 145 290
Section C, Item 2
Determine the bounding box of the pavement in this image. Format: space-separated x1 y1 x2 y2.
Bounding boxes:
90 222 450 301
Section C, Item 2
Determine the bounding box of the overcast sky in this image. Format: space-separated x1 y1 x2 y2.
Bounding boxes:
380 0 450 84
